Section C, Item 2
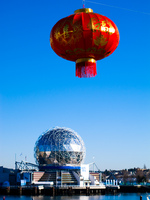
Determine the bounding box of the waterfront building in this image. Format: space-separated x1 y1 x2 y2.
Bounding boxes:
0 166 16 186
31 127 101 187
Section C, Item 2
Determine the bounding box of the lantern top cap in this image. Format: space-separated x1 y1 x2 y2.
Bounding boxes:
74 8 93 14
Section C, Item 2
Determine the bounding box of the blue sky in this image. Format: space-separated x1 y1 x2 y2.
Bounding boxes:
0 0 150 171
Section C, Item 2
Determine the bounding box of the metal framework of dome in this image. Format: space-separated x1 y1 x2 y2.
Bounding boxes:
34 127 86 166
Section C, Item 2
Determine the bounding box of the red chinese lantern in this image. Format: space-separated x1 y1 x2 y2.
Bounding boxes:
50 8 119 78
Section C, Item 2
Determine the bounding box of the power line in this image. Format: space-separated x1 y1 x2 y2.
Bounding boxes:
86 0 150 15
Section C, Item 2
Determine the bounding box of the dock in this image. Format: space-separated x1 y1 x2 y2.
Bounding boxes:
0 185 120 196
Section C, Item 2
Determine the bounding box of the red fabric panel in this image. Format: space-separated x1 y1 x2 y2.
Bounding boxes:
50 11 120 64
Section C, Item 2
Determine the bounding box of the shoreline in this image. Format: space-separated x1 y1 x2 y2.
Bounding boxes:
1 185 150 196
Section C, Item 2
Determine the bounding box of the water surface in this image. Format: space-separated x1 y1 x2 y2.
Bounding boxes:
0 193 148 200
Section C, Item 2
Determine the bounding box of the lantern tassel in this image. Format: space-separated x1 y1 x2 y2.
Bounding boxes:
76 58 97 78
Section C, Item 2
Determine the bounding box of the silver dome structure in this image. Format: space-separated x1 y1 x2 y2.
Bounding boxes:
34 127 86 167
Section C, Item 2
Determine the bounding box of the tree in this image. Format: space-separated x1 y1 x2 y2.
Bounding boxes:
136 169 146 183
144 164 147 169
122 169 128 184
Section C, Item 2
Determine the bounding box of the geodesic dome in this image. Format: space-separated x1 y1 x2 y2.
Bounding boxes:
34 127 86 166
